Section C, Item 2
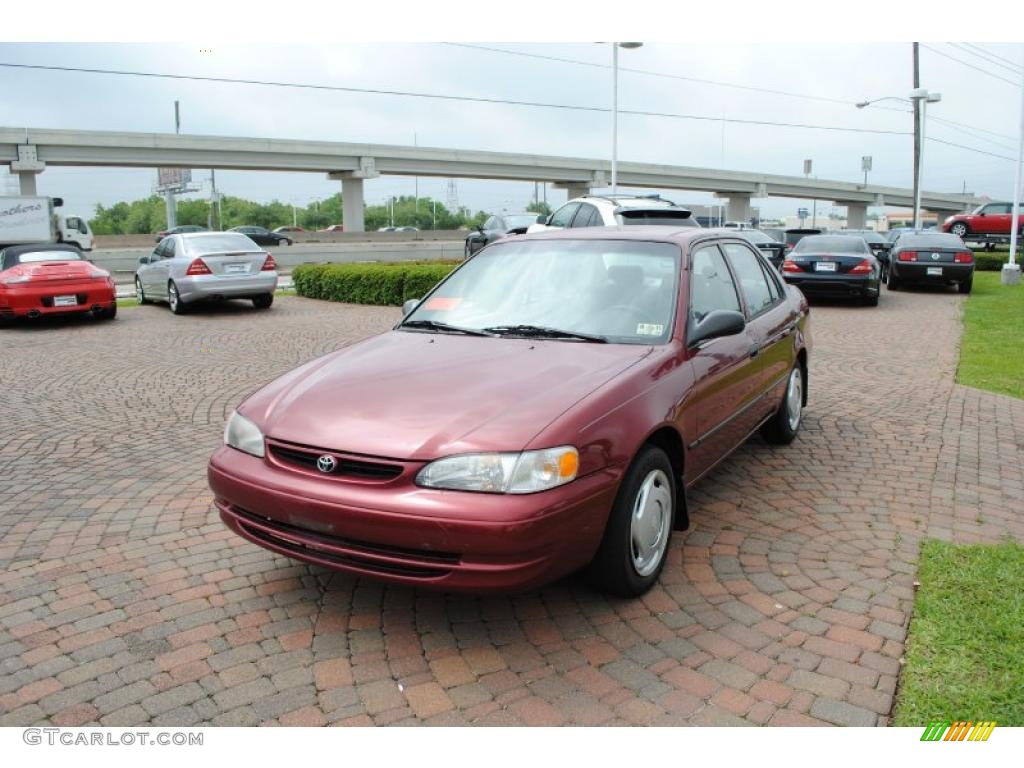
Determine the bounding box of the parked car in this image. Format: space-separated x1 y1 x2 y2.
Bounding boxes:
273 226 305 234
376 226 397 232
887 232 974 294
885 227 916 244
837 230 891 281
941 202 1022 238
736 229 785 269
396 226 420 233
782 234 882 306
465 212 546 257
228 226 293 246
318 225 345 233
208 228 810 596
135 232 278 314
155 225 207 243
528 194 700 233
782 228 822 255
0 242 116 321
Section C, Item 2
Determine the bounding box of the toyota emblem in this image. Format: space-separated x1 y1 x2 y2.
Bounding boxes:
931 252 940 261
316 455 337 473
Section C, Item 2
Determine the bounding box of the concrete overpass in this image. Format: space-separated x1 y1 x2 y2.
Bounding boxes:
3 126 982 231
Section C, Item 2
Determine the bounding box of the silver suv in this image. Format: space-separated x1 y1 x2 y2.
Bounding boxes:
528 194 700 233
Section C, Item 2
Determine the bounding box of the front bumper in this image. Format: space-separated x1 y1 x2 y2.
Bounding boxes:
0 281 115 318
891 262 973 284
208 445 622 592
178 272 278 303
782 272 878 298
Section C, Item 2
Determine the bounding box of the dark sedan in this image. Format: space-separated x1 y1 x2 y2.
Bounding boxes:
887 232 974 293
737 229 785 269
782 228 822 256
782 234 882 306
155 225 207 243
229 226 293 246
838 230 891 280
209 228 811 596
465 213 545 258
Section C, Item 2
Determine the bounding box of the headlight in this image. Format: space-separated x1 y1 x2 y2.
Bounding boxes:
224 411 265 457
416 446 578 494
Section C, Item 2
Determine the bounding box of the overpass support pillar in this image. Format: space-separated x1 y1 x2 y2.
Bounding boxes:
341 178 365 233
18 172 38 196
11 144 45 197
558 182 590 200
846 203 867 229
715 193 752 225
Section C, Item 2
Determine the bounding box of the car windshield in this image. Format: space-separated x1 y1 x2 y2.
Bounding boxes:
738 231 775 244
403 239 680 344
845 231 886 244
784 230 820 245
184 233 260 253
793 236 868 253
13 250 84 265
503 215 541 229
898 233 967 250
618 210 697 227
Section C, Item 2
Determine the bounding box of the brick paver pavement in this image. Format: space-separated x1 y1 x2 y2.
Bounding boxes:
2 291 1022 726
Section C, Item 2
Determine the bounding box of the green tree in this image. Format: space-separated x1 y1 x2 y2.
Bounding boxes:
527 201 552 217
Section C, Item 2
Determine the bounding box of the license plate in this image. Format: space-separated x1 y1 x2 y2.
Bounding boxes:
225 263 249 274
927 266 943 276
815 262 837 272
53 295 77 307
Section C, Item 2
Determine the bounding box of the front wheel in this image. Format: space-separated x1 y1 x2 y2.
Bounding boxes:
135 277 150 305
252 293 274 309
760 364 804 445
588 445 676 597
950 222 969 237
168 281 187 315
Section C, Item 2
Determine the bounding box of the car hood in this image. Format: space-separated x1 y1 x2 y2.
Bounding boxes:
242 330 653 460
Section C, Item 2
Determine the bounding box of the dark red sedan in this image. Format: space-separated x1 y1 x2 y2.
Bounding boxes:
0 243 117 321
209 227 811 596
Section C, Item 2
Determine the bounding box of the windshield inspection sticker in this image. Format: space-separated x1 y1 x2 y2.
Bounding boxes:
636 323 664 336
424 297 462 311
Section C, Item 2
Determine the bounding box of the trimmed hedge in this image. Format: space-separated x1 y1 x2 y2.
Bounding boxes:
292 262 458 306
974 251 1014 271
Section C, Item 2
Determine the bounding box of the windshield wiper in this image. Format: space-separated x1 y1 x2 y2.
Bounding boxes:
399 319 495 337
482 324 607 343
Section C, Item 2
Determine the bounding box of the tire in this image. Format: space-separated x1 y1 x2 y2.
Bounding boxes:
760 364 804 445
958 277 973 294
863 292 879 307
252 293 274 309
168 281 187 315
887 270 900 291
588 445 676 597
99 303 117 320
135 277 150 305
950 222 969 237
464 241 472 260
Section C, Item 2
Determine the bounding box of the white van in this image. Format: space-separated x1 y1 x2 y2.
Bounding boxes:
57 214 94 251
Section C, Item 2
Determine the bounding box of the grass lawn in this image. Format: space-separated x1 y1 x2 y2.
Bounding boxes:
957 271 1024 399
893 540 1024 726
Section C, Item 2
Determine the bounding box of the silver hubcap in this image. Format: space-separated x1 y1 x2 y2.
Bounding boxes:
135 279 143 302
169 284 178 309
630 469 672 577
952 224 965 235
787 367 803 431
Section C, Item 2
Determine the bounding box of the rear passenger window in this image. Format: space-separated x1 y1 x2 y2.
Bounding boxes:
571 204 601 228
723 243 776 315
690 245 742 324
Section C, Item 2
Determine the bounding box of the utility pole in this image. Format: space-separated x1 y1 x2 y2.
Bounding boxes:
164 101 181 230
912 43 920 227
1003 47 1024 285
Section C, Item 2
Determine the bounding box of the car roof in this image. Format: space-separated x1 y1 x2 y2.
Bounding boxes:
510 225 737 248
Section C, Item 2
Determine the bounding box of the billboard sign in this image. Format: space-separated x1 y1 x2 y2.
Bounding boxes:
157 168 192 190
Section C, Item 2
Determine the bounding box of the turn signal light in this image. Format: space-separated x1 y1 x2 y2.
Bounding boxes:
954 252 973 264
782 260 803 273
898 251 918 262
185 258 212 275
849 259 873 274
261 254 277 271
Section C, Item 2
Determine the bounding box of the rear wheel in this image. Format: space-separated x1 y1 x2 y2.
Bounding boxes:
168 281 187 315
863 292 879 307
588 445 676 597
761 364 804 445
958 276 973 294
252 293 274 309
887 270 901 291
99 303 117 320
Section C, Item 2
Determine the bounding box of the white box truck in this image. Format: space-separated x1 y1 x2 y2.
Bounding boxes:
0 196 94 251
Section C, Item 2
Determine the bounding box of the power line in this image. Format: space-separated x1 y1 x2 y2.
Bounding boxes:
926 136 1014 162
0 60 911 137
956 43 1023 75
920 44 1018 86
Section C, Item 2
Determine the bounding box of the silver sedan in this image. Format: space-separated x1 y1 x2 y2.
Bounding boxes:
134 232 278 314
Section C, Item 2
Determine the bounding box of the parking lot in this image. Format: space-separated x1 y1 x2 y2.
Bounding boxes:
1 289 1022 727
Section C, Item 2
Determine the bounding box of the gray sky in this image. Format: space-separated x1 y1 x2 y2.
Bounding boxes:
1 41 1021 220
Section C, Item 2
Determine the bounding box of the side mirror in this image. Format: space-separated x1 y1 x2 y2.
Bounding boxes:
688 310 746 347
476 225 485 234
139 256 150 265
978 211 986 217
536 214 547 224
402 298 420 316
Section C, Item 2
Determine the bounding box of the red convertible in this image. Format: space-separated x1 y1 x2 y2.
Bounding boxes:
0 243 116 321
209 228 811 596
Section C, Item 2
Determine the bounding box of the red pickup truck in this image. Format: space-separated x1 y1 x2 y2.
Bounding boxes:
941 202 1022 237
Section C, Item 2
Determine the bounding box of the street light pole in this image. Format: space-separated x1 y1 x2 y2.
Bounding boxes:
1005 47 1024 284
610 43 642 196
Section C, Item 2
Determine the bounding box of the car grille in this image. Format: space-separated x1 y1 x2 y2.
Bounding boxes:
267 439 404 481
229 505 459 578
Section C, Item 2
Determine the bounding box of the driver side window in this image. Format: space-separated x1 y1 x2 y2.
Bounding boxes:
548 203 581 228
689 246 741 324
